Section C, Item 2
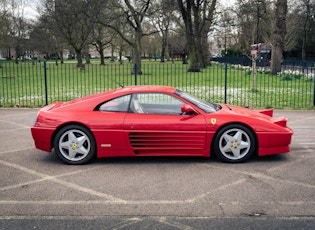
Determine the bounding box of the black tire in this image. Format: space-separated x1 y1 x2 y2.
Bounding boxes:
213 124 256 163
53 124 96 165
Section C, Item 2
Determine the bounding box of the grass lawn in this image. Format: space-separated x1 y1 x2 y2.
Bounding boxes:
0 59 314 109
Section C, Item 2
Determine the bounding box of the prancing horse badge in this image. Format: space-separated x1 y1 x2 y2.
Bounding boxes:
211 118 216 125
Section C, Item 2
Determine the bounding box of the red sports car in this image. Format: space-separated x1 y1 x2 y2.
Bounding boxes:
31 86 293 164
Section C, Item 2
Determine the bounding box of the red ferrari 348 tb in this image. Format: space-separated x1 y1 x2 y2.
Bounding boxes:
31 86 293 164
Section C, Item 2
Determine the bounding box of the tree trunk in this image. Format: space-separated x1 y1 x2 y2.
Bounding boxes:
75 49 83 68
85 52 91 64
187 38 200 72
270 0 287 75
118 49 123 65
271 46 282 74
132 29 142 74
301 17 308 60
60 50 64 64
160 38 167 63
183 0 200 72
100 51 105 65
99 43 105 65
193 2 203 70
199 31 211 68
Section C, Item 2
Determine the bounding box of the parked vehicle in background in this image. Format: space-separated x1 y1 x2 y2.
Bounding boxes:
251 43 272 66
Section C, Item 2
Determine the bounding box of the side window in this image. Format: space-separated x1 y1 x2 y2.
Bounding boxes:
132 93 184 114
98 94 131 112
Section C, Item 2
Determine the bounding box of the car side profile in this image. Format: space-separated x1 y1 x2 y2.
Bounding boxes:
31 86 293 164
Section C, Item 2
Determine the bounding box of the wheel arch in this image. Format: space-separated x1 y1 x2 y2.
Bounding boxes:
210 122 258 157
50 122 96 151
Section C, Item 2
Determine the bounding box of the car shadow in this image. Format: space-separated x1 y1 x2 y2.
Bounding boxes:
40 150 289 166
95 155 215 165
93 153 289 165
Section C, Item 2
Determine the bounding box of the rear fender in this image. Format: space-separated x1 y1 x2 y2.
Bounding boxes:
51 122 94 150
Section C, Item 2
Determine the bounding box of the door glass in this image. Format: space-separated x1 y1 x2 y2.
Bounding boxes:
99 94 131 112
136 93 184 115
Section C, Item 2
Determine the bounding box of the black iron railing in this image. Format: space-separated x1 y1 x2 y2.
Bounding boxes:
0 59 314 109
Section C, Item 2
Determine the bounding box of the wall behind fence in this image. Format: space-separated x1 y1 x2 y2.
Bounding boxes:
0 60 314 109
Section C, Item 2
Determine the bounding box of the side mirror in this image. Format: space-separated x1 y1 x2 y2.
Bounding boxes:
181 104 198 115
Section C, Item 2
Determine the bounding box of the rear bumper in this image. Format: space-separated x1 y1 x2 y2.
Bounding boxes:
31 126 55 152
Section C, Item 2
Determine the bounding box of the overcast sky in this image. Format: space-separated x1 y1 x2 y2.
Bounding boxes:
23 0 40 19
220 0 236 7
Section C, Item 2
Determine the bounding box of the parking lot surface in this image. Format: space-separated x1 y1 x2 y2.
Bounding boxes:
0 108 314 229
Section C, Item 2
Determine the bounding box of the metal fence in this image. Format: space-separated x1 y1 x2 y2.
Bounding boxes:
0 59 314 109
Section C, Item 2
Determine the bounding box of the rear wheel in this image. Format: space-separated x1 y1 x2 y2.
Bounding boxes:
54 125 96 165
213 124 256 163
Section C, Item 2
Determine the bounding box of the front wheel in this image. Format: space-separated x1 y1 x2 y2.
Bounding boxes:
54 125 96 165
213 124 256 163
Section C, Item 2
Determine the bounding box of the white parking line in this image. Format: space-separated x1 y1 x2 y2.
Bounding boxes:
0 119 31 129
0 111 38 118
207 164 315 190
0 159 126 202
0 147 35 154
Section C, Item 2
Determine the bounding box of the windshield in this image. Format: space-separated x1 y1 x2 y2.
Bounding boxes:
175 89 221 113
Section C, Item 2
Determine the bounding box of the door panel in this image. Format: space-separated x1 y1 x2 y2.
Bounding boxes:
88 112 131 157
124 113 207 156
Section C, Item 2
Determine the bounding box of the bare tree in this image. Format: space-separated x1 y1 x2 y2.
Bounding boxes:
235 0 272 52
177 0 217 72
298 0 314 59
168 28 187 60
149 0 178 63
91 25 113 65
89 0 154 74
198 0 217 67
285 0 315 59
0 0 9 59
270 0 287 75
177 0 199 71
0 0 32 61
285 5 300 56
41 0 94 68
115 0 154 74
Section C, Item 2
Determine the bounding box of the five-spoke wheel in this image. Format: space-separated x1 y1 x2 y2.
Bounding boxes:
213 124 256 163
54 125 96 164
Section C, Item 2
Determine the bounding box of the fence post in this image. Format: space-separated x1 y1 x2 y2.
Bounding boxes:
224 63 227 104
134 64 137 85
44 60 48 105
313 75 315 107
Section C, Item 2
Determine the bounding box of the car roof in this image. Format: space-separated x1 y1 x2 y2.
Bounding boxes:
53 86 178 111
69 86 177 103
113 85 177 94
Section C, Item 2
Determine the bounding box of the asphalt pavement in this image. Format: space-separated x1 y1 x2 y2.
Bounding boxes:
0 108 314 229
